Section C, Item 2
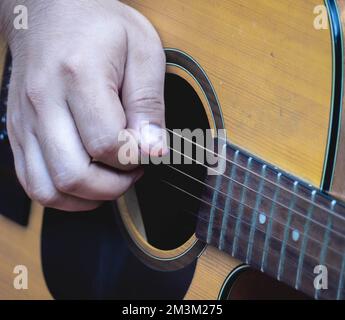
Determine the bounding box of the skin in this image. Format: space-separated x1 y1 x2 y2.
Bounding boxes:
0 0 167 211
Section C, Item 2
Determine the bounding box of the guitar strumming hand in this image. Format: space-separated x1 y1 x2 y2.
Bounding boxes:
0 0 167 211
1 0 345 301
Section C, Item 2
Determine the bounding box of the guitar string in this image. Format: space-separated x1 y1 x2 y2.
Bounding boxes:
160 179 342 275
165 128 345 222
166 145 345 242
165 164 343 257
182 207 341 288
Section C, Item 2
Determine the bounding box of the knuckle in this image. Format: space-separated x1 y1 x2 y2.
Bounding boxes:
136 46 165 69
27 186 59 207
129 88 164 116
60 54 87 80
6 111 21 134
53 170 86 194
25 80 47 109
87 135 119 159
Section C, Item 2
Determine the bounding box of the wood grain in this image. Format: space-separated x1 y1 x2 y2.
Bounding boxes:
0 203 51 299
122 0 333 187
0 0 339 300
196 139 345 299
185 246 240 299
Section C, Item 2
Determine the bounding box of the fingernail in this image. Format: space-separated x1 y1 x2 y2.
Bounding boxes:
141 124 167 156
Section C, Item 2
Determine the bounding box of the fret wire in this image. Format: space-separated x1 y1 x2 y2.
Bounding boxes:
166 128 345 222
165 164 343 258
184 206 331 291
295 190 316 290
315 201 335 299
163 180 342 277
277 181 299 281
206 145 227 243
160 180 339 272
168 145 345 241
337 255 345 300
246 164 267 264
261 173 281 271
219 150 239 250
231 157 252 256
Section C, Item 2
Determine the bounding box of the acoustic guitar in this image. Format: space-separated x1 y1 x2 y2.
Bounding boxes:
0 0 345 300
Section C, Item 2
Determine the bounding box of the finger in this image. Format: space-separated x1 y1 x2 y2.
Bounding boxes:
23 132 102 211
63 52 138 169
7 92 27 189
122 12 168 157
7 133 27 190
34 98 142 201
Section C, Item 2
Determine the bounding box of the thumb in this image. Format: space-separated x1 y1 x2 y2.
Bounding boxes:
121 14 168 157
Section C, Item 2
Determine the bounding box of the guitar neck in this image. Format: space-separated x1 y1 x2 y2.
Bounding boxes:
196 140 345 299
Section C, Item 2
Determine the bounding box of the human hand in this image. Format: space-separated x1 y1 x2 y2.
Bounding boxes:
1 0 166 211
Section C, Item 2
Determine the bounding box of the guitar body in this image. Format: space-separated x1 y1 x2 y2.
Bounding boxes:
0 0 344 299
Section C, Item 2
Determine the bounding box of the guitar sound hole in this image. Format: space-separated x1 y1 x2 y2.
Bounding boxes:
134 73 210 250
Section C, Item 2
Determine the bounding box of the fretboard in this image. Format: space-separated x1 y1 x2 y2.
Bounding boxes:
196 140 345 300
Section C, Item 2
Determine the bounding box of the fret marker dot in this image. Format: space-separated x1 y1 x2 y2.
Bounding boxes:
292 229 300 242
259 213 266 225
